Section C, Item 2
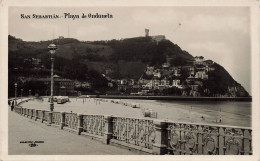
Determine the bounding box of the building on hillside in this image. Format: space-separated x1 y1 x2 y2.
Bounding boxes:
190 84 199 91
188 66 195 75
173 68 181 76
118 84 127 92
145 66 154 75
128 79 135 86
142 80 153 89
203 60 214 66
193 56 204 65
120 79 128 85
74 80 81 88
161 69 172 78
172 79 181 87
145 28 149 37
203 66 215 72
24 58 42 67
160 77 170 87
108 82 113 88
33 75 75 96
158 85 166 91
195 71 208 79
188 75 195 79
182 66 195 76
190 85 200 97
81 82 91 88
151 35 166 43
162 62 170 68
138 77 151 85
186 77 197 85
194 79 203 86
152 78 161 89
153 70 162 78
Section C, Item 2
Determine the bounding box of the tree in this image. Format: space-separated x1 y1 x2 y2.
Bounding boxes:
170 57 188 66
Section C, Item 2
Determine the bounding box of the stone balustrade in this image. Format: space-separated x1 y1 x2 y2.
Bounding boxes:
12 105 252 155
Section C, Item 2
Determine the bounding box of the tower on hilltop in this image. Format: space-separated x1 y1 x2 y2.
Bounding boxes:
145 28 149 37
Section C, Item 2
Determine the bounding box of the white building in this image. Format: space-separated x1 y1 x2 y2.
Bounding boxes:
195 71 208 79
160 78 170 87
194 56 204 65
143 80 153 89
172 79 181 87
162 62 170 68
153 70 161 78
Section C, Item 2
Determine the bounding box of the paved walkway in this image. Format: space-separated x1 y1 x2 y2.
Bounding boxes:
8 108 139 155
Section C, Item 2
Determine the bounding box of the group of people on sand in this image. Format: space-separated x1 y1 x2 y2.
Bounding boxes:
8 99 17 111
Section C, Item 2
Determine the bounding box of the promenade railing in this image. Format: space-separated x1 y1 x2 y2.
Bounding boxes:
12 105 252 155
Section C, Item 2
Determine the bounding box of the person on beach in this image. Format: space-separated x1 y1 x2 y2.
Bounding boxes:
11 100 14 111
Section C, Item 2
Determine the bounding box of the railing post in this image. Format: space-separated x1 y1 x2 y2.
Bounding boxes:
27 109 30 118
30 109 33 119
41 110 45 123
153 120 167 155
47 112 53 126
60 112 65 129
77 114 83 135
103 115 113 144
25 109 27 117
35 110 38 121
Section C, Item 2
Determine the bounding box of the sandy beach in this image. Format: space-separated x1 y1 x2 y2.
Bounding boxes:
20 97 251 127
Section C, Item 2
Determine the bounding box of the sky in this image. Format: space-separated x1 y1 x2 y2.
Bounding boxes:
9 7 251 94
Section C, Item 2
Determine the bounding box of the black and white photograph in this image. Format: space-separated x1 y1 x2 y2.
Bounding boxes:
0 0 259 160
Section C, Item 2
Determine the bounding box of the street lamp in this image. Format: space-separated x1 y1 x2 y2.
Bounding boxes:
48 43 57 111
14 83 17 105
21 89 23 101
14 67 18 105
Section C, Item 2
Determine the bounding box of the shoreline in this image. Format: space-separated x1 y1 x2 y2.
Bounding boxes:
93 95 252 102
10 96 252 102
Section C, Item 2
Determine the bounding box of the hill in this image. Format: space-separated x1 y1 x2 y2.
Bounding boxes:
8 35 249 97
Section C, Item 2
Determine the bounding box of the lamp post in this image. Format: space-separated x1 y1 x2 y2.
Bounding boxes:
48 43 57 111
14 83 17 105
21 89 23 100
14 67 18 105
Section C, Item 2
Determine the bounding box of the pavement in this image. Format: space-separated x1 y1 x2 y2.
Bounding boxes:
8 108 139 155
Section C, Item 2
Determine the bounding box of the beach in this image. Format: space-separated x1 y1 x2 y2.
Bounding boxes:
20 97 251 127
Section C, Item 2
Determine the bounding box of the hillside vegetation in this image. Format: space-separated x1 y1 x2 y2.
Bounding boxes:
8 35 249 97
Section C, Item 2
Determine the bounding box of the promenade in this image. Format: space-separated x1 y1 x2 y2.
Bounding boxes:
9 98 252 155
8 108 139 155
